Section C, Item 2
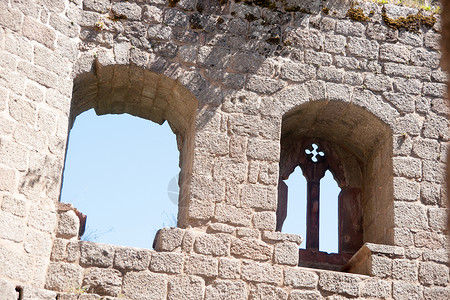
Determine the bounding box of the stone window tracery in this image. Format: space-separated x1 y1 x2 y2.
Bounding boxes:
277 101 393 271
278 139 363 270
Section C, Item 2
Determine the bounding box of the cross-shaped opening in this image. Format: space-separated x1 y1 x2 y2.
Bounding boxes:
305 143 325 163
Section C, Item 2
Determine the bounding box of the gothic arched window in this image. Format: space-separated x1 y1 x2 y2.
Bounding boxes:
277 100 393 271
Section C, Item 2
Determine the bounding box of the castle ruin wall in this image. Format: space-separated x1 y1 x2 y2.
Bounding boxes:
0 0 448 299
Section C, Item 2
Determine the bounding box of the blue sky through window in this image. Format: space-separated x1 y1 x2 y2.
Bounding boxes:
60 109 179 249
283 168 339 253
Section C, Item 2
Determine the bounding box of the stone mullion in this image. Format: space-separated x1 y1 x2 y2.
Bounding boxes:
306 179 321 250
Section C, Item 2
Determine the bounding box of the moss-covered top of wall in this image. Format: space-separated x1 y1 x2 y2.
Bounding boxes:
166 0 438 33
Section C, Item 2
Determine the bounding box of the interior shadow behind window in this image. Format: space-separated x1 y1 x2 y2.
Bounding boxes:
60 109 180 249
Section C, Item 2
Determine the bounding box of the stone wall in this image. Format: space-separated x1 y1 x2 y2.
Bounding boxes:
0 0 448 299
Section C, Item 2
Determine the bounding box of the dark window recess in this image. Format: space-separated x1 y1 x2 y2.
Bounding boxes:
277 139 363 271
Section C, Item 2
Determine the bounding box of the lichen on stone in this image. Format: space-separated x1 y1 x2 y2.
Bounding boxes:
381 7 436 32
347 6 371 22
266 36 280 44
285 6 302 12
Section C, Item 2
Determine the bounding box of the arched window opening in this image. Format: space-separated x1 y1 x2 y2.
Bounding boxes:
63 64 198 249
278 101 393 272
60 109 180 249
281 166 340 254
282 166 307 249
278 139 359 270
319 170 339 254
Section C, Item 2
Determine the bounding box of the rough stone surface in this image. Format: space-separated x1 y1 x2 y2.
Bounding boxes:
168 275 205 300
0 278 17 300
241 260 283 284
274 242 299 266
82 267 122 297
80 242 114 268
194 233 231 256
45 262 83 292
218 258 241 279
150 252 184 274
154 228 184 251
0 211 25 242
205 280 247 300
318 271 362 297
123 271 168 300
418 262 449 286
184 254 218 277
284 268 318 288
56 210 79 238
114 247 151 271
249 283 288 300
360 279 392 298
393 281 422 300
230 238 272 261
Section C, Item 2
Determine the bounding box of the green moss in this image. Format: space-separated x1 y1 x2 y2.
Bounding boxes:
381 7 436 32
347 7 371 22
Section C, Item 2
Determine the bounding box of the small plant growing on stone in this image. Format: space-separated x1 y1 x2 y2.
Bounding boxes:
95 20 105 30
68 286 88 294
